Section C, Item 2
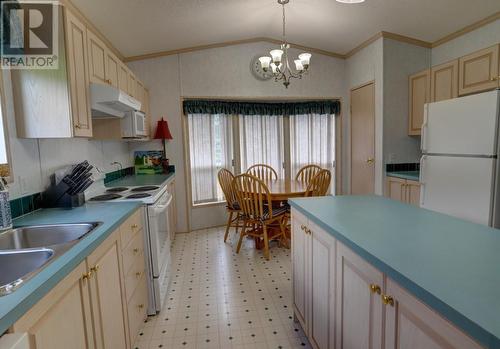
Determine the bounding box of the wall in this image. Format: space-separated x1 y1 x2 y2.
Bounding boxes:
432 20 500 66
382 39 430 166
128 41 348 231
2 71 133 200
345 38 384 195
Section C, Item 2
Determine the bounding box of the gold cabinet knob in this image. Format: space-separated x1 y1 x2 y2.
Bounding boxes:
133 248 139 254
90 264 100 273
82 271 93 280
74 124 81 129
138 304 144 309
369 284 381 294
366 158 375 164
382 294 394 306
307 228 312 235
490 76 499 81
131 224 138 229
300 225 305 231
135 271 142 278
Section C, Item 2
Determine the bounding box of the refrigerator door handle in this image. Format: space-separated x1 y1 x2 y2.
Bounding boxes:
421 105 429 152
419 155 427 206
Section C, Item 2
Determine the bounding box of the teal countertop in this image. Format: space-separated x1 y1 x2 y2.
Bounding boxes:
0 202 141 335
386 171 420 181
106 173 175 188
289 195 500 348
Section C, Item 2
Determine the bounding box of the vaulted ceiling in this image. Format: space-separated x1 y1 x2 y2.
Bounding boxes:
71 0 500 58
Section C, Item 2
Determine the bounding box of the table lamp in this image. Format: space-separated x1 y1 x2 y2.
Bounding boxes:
154 117 173 158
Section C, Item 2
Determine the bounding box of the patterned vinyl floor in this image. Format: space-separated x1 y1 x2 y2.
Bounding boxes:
133 226 312 349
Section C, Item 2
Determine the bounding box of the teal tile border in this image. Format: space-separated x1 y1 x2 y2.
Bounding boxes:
104 166 135 184
10 192 42 219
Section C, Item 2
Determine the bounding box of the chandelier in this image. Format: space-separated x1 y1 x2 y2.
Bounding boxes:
258 0 311 88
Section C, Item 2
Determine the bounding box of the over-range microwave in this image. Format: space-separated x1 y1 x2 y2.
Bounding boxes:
122 110 147 138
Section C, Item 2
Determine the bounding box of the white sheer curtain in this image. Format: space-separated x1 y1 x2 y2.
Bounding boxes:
239 114 285 178
290 113 335 178
188 113 233 205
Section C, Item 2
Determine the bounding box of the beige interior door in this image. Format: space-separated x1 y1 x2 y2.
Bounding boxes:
350 82 375 195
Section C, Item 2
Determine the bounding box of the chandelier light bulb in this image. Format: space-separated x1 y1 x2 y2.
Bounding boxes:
270 49 284 64
298 53 312 68
294 59 304 72
259 56 272 71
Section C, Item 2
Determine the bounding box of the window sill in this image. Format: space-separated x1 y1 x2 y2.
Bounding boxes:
191 201 226 209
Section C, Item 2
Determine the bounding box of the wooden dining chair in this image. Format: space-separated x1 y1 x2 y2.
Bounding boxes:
217 168 245 243
246 164 278 181
295 164 322 186
305 169 332 197
232 174 288 260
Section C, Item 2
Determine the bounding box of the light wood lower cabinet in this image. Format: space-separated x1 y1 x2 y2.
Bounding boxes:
9 209 148 349
386 177 420 206
291 208 484 349
292 210 335 349
384 278 482 349
10 262 94 349
336 242 383 349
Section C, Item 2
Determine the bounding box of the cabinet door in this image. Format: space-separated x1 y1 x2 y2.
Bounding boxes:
408 69 430 136
144 88 151 138
128 73 137 99
459 45 499 96
105 51 119 88
87 30 107 85
386 177 406 202
11 262 94 349
431 60 458 102
336 242 384 349
136 81 145 112
64 9 92 137
406 180 420 206
118 64 129 94
291 208 309 329
87 234 128 349
384 278 482 349
308 222 336 349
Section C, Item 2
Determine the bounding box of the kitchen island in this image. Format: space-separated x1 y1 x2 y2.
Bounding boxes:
289 195 500 349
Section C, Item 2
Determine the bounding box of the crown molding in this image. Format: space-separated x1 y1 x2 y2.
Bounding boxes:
124 37 345 62
431 11 500 48
122 12 499 63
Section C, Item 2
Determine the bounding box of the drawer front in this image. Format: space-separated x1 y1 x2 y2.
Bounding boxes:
122 230 144 275
127 275 148 346
124 251 146 303
120 209 143 249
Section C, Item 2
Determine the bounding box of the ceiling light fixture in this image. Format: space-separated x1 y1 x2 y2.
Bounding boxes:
335 0 365 3
258 0 311 88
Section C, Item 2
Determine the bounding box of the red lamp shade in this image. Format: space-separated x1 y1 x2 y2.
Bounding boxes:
154 118 173 140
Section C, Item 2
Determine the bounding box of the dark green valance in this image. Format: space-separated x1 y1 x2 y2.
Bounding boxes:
183 99 340 116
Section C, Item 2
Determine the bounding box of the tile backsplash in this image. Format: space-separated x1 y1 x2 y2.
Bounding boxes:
386 163 420 172
10 192 42 219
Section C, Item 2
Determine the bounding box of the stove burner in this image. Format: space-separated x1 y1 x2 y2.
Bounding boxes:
126 193 152 199
131 186 160 192
106 187 129 193
90 193 122 201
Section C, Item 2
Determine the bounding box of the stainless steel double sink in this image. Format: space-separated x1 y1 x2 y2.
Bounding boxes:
0 223 100 296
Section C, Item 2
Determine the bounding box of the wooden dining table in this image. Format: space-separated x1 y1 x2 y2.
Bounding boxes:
262 178 308 201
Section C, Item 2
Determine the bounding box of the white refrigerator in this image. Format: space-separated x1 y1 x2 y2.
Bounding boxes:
420 89 500 227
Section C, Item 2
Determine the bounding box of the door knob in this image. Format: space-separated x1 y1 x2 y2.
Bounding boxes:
366 158 375 164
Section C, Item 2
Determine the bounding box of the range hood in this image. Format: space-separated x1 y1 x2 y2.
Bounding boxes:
90 83 141 118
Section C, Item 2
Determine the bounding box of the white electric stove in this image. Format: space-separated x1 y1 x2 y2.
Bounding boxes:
86 179 173 315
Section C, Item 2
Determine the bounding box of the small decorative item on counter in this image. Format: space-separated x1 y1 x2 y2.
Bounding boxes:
134 151 164 175
161 158 170 174
0 177 12 231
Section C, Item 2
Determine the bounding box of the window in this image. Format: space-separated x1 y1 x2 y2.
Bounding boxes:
290 113 335 177
239 114 284 178
185 100 339 206
187 113 233 205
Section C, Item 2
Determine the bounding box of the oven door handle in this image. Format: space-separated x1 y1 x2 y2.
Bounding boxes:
151 195 173 215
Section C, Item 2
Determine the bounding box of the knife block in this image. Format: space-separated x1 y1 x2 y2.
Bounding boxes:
41 181 85 209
